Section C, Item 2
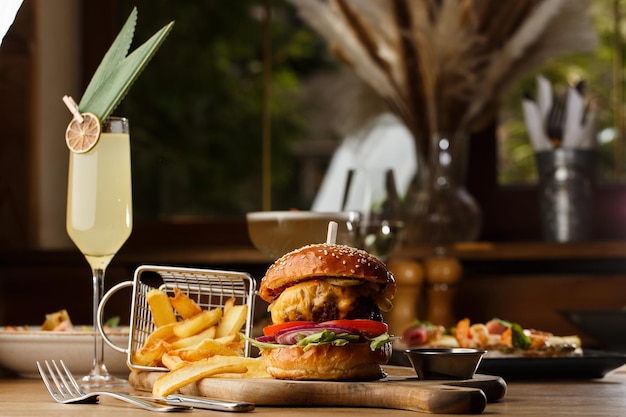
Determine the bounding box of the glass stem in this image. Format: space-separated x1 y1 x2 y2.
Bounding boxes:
90 267 108 376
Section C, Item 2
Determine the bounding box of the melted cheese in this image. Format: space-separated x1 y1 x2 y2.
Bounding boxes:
268 279 378 323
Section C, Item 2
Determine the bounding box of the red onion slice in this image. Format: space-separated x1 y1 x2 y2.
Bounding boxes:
273 323 360 345
255 335 275 343
275 328 323 344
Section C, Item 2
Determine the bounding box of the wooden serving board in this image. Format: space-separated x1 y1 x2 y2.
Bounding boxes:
129 366 506 414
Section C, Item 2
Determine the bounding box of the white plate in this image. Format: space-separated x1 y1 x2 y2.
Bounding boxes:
0 326 130 378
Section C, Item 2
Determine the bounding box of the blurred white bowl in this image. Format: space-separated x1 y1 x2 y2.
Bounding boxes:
0 326 129 378
246 210 359 259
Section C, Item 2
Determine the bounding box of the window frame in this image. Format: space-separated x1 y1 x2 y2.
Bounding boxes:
83 2 626 246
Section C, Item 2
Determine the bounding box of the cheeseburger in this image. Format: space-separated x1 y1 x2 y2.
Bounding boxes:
253 243 396 381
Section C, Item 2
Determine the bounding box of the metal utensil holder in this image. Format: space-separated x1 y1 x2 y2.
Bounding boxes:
97 265 256 372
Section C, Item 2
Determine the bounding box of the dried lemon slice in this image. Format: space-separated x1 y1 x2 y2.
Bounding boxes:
65 112 102 153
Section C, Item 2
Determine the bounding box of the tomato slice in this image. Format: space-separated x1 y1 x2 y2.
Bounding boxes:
263 321 315 337
264 320 389 337
321 319 388 337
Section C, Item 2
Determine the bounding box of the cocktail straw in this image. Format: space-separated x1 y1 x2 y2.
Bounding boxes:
62 95 84 123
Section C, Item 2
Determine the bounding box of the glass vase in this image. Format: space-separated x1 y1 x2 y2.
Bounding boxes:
405 131 481 245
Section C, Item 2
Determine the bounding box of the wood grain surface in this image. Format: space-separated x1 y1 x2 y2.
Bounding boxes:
129 366 506 414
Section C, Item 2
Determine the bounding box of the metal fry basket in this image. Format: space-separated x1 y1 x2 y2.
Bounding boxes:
98 265 256 372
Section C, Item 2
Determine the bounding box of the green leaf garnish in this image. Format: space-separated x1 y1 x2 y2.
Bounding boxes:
78 7 174 121
103 316 120 328
248 338 290 351
511 323 531 349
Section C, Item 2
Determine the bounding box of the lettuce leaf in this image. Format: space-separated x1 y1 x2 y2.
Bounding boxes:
247 330 393 352
296 330 360 351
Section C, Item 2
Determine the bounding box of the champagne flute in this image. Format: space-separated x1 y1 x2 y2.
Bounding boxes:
66 117 132 387
342 168 404 261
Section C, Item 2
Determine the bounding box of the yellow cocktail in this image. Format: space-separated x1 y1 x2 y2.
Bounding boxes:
66 117 132 387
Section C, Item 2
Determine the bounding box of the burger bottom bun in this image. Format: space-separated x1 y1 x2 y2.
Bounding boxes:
261 342 392 381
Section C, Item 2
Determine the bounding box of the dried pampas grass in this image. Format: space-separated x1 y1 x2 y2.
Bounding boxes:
288 0 597 156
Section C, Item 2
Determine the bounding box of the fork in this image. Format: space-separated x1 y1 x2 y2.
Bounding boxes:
36 360 189 412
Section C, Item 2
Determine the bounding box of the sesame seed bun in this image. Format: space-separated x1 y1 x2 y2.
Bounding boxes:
258 243 395 303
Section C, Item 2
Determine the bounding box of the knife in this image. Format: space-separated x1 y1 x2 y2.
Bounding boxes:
163 394 255 412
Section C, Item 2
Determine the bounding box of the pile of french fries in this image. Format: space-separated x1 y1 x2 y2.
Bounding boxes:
134 287 269 397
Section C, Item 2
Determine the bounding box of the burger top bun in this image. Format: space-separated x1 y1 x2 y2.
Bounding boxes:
259 243 395 302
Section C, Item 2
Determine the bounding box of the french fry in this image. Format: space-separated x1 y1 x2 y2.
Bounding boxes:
161 352 186 371
183 356 271 379
173 338 240 361
133 286 256 378
213 333 239 346
215 334 244 354
132 341 169 367
216 304 247 338
146 289 177 327
173 308 222 339
143 322 177 348
223 297 236 314
211 357 271 379
169 326 216 350
152 358 248 398
169 288 202 319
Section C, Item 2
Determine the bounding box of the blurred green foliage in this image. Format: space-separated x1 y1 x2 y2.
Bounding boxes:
116 0 335 219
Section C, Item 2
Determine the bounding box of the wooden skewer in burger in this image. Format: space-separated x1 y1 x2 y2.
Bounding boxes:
252 221 396 381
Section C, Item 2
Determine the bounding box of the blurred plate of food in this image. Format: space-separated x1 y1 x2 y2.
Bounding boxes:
0 325 130 378
390 317 626 379
476 350 626 380
391 346 626 379
0 309 129 378
560 308 626 352
396 317 583 356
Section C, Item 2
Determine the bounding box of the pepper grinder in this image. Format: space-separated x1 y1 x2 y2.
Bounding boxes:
385 258 425 338
424 253 462 328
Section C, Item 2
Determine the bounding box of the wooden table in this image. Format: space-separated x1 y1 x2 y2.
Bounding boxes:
3 368 626 416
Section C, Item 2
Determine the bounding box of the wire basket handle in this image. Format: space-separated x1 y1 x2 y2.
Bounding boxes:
97 281 134 354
